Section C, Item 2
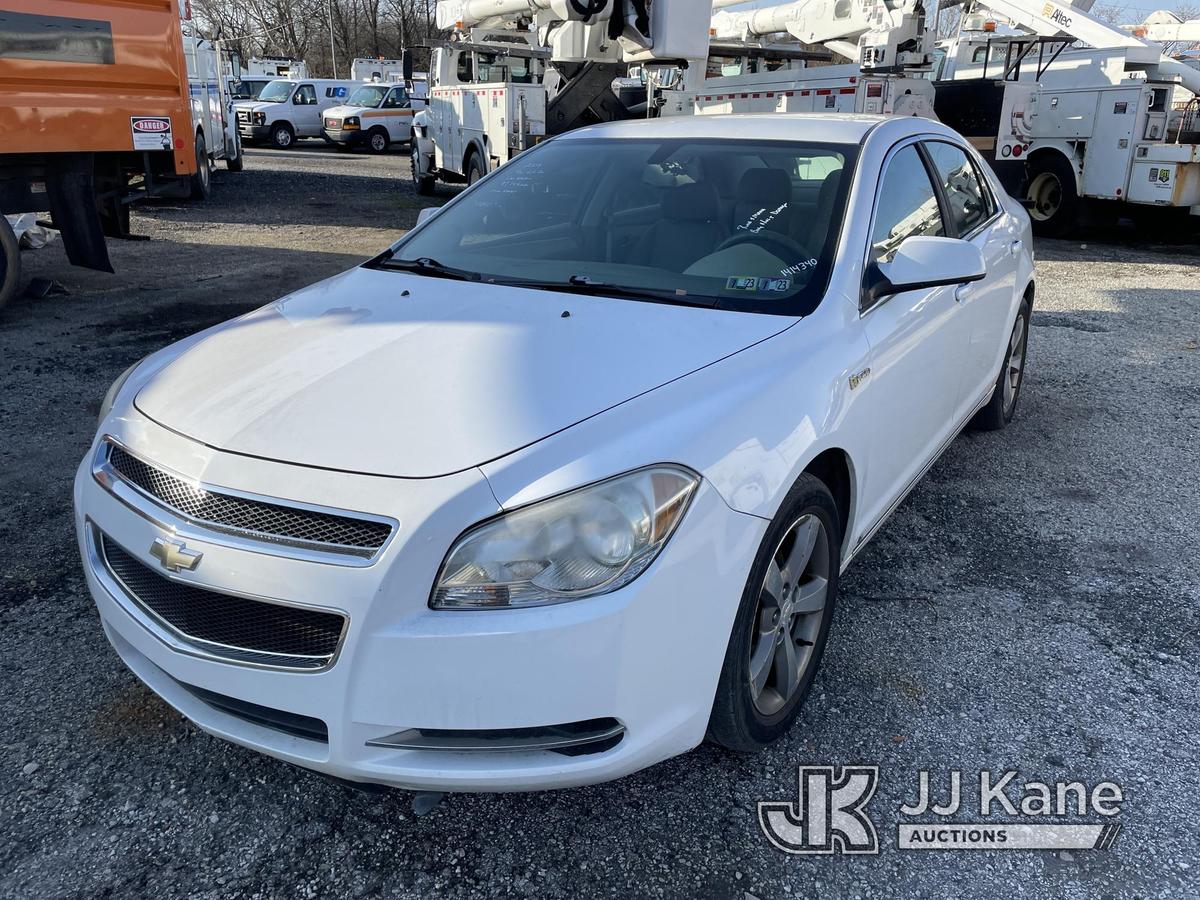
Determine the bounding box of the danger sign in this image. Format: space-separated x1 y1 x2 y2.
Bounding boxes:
131 116 173 150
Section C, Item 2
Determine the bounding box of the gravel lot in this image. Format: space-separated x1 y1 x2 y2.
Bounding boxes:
1 142 1198 899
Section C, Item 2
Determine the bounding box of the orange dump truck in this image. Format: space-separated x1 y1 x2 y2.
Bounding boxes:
0 0 239 306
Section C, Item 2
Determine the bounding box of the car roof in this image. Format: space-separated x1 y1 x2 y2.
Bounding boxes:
556 113 964 147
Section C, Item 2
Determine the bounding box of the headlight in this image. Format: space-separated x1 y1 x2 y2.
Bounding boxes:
344 116 360 129
253 111 266 124
431 465 699 610
97 358 143 425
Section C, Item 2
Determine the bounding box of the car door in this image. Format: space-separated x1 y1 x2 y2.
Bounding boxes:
855 141 973 536
921 139 1020 418
382 87 412 142
292 83 318 135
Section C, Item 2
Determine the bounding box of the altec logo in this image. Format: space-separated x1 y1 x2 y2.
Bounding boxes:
759 766 880 854
1041 3 1073 28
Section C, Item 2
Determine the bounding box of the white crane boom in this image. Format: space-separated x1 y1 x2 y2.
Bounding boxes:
1131 10 1200 43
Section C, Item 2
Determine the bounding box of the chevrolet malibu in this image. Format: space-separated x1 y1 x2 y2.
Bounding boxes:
75 114 1034 792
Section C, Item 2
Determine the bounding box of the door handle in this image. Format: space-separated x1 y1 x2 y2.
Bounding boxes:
955 283 976 303
1009 239 1023 256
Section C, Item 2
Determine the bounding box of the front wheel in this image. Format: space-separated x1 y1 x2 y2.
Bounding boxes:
225 135 244 172
707 474 841 752
270 123 294 149
970 296 1031 431
411 144 435 196
367 128 390 154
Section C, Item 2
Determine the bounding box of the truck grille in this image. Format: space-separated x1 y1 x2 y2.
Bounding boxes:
105 443 393 558
100 534 346 670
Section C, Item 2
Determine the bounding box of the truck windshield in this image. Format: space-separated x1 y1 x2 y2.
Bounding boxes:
258 80 295 103
382 137 857 316
348 85 389 107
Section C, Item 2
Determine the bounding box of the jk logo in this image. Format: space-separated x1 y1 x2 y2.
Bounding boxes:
759 766 880 855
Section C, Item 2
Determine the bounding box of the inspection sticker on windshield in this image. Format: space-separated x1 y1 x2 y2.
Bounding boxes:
131 116 173 151
726 276 791 293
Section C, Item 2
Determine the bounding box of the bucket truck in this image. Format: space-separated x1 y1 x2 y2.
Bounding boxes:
934 0 1200 233
410 0 713 192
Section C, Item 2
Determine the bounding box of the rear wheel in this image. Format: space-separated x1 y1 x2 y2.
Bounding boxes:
189 131 212 200
367 128 390 154
1024 154 1078 237
970 296 1031 431
0 213 20 312
270 123 294 149
466 153 485 185
707 474 841 752
224 134 244 172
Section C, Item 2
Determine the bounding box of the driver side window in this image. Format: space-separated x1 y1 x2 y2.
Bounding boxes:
869 144 944 266
294 84 316 105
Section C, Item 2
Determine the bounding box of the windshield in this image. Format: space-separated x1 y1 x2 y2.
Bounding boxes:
230 79 266 99
385 137 856 315
258 80 295 103
348 85 388 107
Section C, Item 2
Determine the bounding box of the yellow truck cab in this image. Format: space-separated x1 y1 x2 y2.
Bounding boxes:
322 82 428 153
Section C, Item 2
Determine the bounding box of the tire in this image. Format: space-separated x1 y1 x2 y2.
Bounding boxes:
0 214 20 312
707 474 842 752
412 144 435 196
466 152 485 185
225 135 244 172
970 295 1031 432
367 128 390 154
189 131 212 200
270 123 295 149
1023 153 1078 237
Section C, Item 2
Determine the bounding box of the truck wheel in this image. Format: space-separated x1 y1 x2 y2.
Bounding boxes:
466 153 486 185
368 128 390 154
270 123 295 149
225 135 244 172
189 131 212 200
0 214 20 312
412 145 435 196
1024 154 1078 237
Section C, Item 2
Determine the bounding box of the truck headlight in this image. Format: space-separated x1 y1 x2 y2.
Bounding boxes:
253 111 266 124
97 358 144 425
430 466 699 609
344 116 360 129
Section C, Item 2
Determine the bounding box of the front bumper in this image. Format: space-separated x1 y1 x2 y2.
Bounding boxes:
74 414 765 792
323 127 365 146
237 123 270 141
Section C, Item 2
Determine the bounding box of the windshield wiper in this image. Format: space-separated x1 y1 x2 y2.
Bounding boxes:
488 275 719 309
368 251 481 282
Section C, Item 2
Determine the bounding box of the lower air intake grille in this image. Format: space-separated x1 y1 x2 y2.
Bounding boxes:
100 534 346 670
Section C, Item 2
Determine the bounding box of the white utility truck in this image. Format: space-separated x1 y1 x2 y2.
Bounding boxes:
351 57 409 82
180 24 244 190
237 79 359 148
323 82 429 152
245 56 309 78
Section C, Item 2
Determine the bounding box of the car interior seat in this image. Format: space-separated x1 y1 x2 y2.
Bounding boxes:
636 182 728 271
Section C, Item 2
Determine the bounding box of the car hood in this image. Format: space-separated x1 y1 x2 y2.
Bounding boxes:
134 267 794 478
323 104 370 118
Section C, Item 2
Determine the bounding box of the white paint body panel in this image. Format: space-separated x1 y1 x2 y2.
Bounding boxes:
75 114 1035 792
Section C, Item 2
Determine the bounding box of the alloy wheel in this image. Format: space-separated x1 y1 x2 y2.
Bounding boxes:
748 513 831 716
1003 313 1027 414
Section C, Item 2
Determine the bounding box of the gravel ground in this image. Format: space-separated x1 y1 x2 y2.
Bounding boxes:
1 143 1198 899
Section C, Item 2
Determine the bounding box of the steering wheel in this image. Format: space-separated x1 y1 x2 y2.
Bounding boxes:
715 229 812 264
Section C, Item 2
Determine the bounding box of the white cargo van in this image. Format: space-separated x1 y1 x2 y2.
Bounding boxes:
322 82 429 153
237 79 359 149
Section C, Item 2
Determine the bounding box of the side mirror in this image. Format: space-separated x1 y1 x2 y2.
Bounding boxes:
416 207 438 226
865 235 986 307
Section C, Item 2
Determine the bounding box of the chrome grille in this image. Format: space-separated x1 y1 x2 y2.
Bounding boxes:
105 443 392 558
100 534 345 670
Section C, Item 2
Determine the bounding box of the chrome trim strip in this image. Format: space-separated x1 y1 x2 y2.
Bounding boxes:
93 436 398 568
86 521 349 673
365 722 626 752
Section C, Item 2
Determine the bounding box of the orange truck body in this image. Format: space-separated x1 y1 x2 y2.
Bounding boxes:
0 0 195 176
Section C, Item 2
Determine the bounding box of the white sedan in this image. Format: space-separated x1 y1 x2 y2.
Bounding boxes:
75 114 1034 792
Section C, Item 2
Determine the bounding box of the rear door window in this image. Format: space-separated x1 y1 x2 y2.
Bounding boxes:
922 141 992 236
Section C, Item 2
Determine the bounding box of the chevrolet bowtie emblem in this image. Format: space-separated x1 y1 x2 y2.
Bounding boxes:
150 537 202 573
